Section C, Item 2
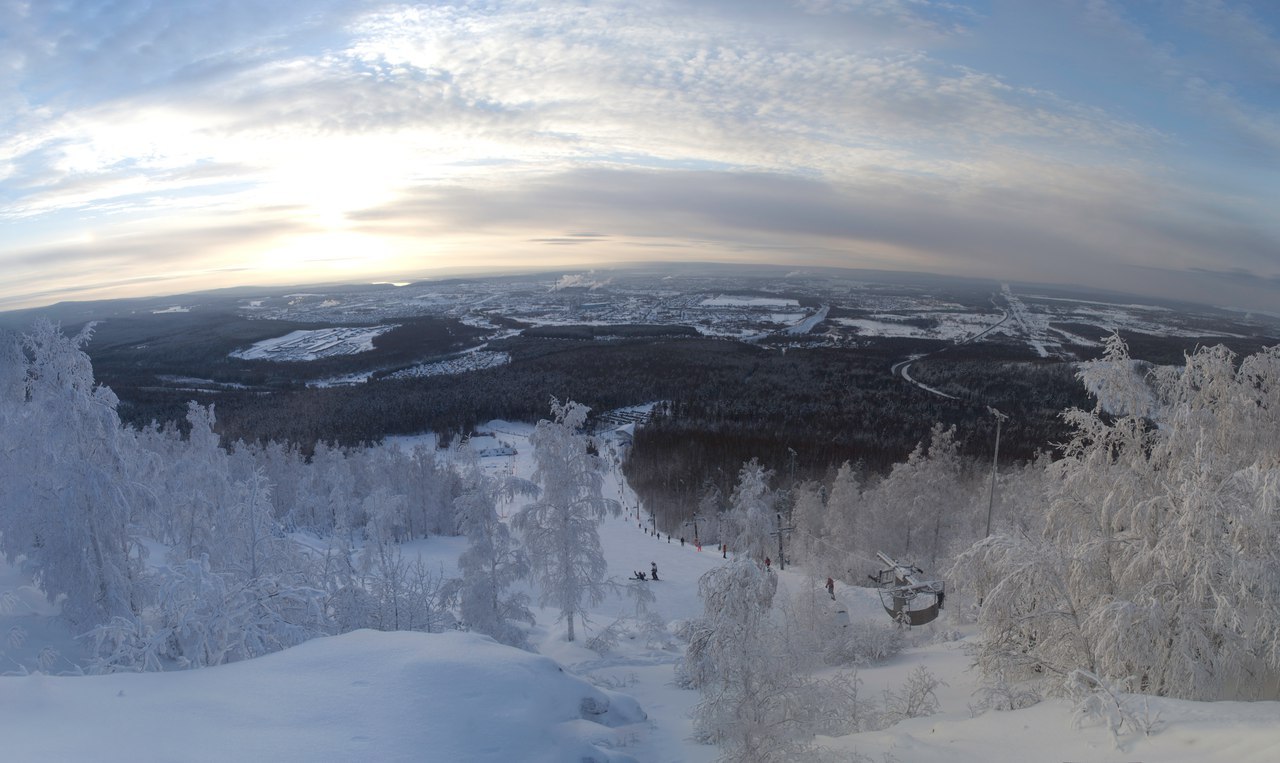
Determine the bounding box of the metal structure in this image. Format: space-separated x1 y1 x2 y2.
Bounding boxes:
770 512 795 570
985 406 1009 537
870 551 945 626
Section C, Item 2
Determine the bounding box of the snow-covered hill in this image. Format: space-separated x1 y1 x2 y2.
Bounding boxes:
2 629 644 762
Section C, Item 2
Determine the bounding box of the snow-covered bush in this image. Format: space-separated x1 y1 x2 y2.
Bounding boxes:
1066 669 1164 745
877 665 946 727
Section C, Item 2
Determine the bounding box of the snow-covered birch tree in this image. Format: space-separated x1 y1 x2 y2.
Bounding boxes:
0 320 151 628
683 558 862 761
954 340 1280 701
513 399 620 642
722 459 776 563
455 465 537 647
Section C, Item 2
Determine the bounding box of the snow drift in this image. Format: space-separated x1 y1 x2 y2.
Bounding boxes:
1 630 646 762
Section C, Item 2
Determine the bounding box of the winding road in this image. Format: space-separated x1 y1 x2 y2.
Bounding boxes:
891 294 1010 400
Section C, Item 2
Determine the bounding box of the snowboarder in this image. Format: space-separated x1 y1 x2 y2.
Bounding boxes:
650 562 659 581
826 577 835 600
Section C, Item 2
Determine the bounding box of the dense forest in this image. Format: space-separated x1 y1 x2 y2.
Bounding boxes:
83 325 1093 535
67 299 1276 544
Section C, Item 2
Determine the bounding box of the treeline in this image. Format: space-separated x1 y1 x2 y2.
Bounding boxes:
159 337 759 447
622 347 1091 534
104 332 1092 533
0 322 467 671
86 312 486 395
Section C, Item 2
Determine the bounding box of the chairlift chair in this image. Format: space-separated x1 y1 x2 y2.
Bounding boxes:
871 551 945 626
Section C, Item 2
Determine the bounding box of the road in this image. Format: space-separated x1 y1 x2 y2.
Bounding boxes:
891 294 1010 400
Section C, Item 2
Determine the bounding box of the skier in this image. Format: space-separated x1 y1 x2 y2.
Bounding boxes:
650 562 659 581
634 570 647 581
765 557 771 570
826 577 835 600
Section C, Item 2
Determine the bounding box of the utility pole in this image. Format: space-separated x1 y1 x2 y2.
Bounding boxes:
771 511 795 570
684 510 700 547
985 406 1008 537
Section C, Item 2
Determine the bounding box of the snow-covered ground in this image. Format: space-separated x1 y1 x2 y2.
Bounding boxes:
699 296 799 308
833 313 999 341
3 419 1278 761
1 630 646 762
230 326 396 361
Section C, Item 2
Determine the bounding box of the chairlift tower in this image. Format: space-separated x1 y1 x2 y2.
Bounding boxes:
985 406 1009 537
770 512 795 570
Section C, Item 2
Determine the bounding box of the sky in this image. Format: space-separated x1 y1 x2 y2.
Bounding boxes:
1 0 1278 312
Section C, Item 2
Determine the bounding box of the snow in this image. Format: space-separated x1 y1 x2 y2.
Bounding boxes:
699 295 799 307
833 313 999 341
1 630 646 763
3 417 1278 762
150 306 190 314
785 304 830 334
230 326 396 361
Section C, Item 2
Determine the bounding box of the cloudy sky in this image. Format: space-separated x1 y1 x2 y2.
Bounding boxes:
2 0 1278 311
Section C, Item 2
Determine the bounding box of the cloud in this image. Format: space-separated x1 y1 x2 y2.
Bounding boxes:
1 1 1277 311
0 214 317 309
348 163 1280 304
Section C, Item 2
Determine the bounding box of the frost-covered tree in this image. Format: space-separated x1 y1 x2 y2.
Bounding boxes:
955 340 1280 701
683 559 862 761
514 399 620 641
0 326 339 668
789 481 827 569
722 459 776 563
822 461 876 576
455 466 537 647
0 321 150 628
864 423 966 570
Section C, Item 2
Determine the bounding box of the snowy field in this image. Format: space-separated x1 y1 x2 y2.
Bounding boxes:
230 326 395 361
3 419 1279 761
699 296 799 308
833 313 998 341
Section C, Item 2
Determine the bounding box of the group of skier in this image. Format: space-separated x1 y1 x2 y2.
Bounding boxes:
633 562 659 581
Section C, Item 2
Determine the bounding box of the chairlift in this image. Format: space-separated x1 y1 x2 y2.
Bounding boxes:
869 551 945 627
